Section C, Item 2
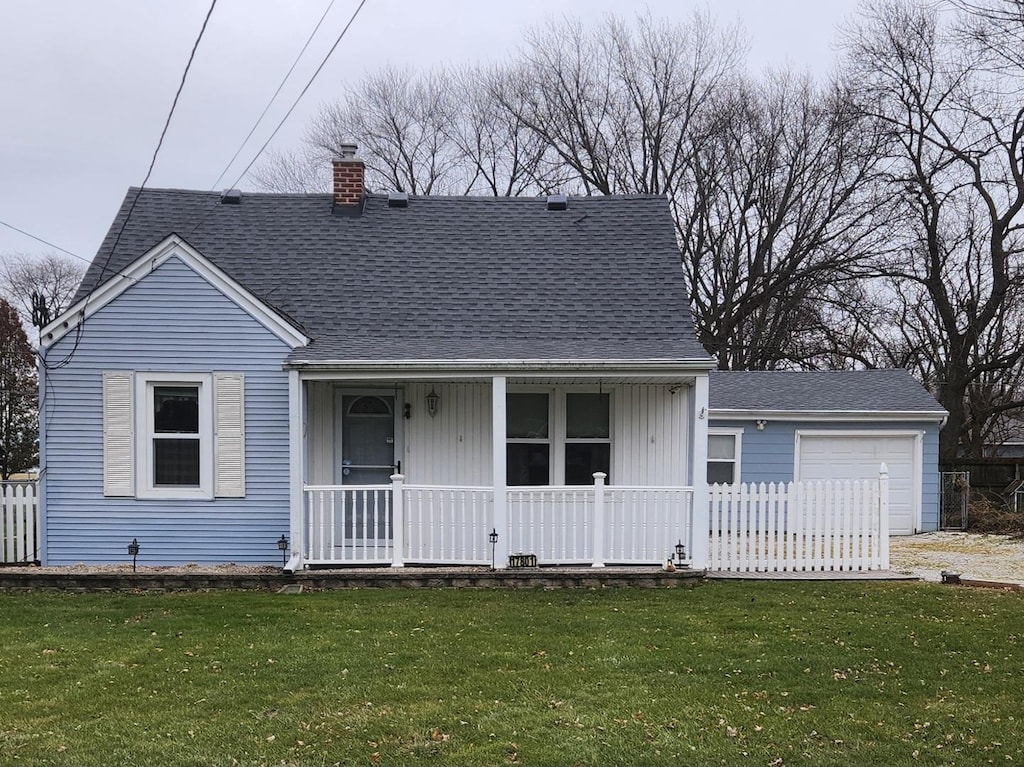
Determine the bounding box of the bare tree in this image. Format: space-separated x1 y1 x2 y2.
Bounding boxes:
1 252 85 329
0 298 37 479
842 0 1024 460
677 72 889 370
496 11 744 196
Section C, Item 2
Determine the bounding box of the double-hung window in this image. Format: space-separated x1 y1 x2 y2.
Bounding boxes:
707 428 742 485
564 393 610 484
139 373 212 498
506 391 611 486
506 393 551 486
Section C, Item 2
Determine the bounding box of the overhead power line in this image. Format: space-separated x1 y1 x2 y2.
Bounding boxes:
43 0 219 374
189 0 368 240
93 0 219 285
0 219 87 263
208 0 339 192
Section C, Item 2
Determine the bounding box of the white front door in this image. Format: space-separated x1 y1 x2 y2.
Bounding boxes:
796 432 919 535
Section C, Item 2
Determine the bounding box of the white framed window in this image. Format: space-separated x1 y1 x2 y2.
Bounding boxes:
707 428 743 485
506 389 612 486
102 371 245 500
138 373 213 499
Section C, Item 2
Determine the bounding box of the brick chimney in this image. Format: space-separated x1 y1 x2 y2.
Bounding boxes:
332 143 364 208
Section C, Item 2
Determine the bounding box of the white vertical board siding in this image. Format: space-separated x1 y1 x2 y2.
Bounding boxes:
403 382 492 486
613 385 688 486
42 256 294 565
306 381 335 485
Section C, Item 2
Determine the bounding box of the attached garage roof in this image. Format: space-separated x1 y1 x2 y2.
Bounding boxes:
709 369 946 417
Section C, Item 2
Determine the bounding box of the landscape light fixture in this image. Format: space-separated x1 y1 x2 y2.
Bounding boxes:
425 387 440 418
277 534 289 568
128 538 140 572
674 539 687 568
489 528 499 570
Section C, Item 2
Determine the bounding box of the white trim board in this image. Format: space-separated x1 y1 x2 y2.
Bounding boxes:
40 235 309 350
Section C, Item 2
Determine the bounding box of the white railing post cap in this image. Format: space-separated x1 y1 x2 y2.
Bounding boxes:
592 472 607 481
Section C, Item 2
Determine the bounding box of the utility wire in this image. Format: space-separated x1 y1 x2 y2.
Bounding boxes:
188 0 368 238
208 0 338 192
44 0 218 373
92 0 219 286
0 220 87 263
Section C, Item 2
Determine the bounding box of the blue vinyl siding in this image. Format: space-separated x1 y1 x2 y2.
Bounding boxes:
41 256 294 565
709 418 942 533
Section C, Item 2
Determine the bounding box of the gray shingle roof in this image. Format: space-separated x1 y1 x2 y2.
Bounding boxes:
79 189 710 364
709 369 946 414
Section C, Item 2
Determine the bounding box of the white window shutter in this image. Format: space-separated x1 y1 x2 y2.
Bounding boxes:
214 372 245 497
102 371 135 497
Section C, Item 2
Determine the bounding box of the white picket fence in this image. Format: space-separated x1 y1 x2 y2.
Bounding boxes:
708 467 890 573
2 481 39 564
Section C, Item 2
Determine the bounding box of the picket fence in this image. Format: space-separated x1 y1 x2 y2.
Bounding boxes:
2 481 39 564
708 467 890 573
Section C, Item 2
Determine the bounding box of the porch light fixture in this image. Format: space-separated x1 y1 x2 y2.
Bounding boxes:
489 528 499 570
277 534 289 568
128 538 140 572
756 419 767 431
403 402 411 420
674 539 688 568
425 387 440 418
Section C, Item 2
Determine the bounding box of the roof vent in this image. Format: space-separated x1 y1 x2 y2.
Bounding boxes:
387 191 409 208
546 193 568 211
220 188 242 205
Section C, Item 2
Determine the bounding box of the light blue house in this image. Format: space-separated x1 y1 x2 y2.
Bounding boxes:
37 149 716 568
708 370 947 535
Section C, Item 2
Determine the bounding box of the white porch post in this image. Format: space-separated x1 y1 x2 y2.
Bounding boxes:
286 370 305 572
879 462 890 570
390 473 405 567
491 375 509 569
689 373 711 569
592 471 606 567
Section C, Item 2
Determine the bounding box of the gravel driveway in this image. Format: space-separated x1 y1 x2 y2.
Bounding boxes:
889 531 1024 584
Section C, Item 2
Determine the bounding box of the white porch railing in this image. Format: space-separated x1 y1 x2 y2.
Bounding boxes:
301 474 694 567
404 484 494 565
304 484 394 564
708 467 890 572
2 481 39 565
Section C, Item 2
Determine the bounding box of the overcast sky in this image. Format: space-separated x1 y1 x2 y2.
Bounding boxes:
0 0 861 265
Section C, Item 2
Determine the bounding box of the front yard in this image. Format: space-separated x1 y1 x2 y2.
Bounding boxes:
0 581 1020 766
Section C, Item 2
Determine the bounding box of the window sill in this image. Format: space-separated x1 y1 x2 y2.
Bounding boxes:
136 487 213 501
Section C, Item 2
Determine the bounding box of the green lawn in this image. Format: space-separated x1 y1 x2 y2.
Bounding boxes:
0 581 1020 766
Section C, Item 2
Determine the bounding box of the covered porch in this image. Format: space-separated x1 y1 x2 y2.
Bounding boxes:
286 365 711 570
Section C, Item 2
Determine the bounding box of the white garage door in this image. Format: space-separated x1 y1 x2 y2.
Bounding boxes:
796 433 918 535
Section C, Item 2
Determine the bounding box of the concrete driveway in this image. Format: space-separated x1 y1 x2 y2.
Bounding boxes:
890 532 1024 585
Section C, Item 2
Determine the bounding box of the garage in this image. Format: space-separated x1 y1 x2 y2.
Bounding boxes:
796 432 920 535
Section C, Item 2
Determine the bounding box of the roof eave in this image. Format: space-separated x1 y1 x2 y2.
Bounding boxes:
287 357 716 374
710 408 948 422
